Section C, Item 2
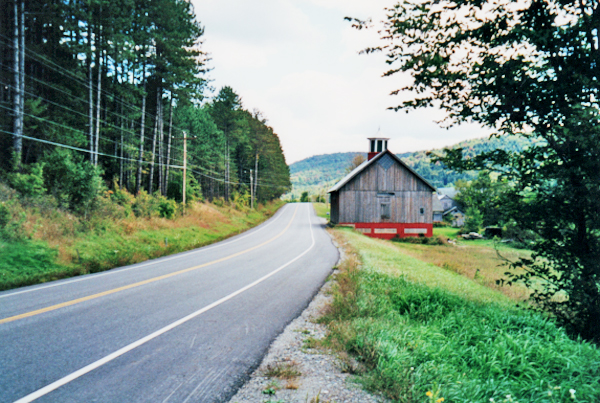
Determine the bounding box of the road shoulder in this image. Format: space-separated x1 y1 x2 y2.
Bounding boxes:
228 230 385 403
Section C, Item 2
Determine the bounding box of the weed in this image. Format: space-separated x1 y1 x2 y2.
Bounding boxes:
305 391 333 403
391 235 447 245
302 337 319 350
262 388 277 396
262 380 281 396
262 360 301 380
284 379 300 390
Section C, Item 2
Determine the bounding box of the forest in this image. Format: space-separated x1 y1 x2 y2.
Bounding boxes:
289 135 533 200
0 1 291 207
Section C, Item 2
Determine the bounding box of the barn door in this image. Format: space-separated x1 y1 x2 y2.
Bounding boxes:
378 194 392 222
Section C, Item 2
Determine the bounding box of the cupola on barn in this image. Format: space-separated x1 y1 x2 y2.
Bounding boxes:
328 138 436 239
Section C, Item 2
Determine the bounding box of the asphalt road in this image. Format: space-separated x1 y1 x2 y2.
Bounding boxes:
0 203 338 403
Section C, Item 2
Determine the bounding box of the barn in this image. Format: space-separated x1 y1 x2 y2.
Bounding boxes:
328 138 436 239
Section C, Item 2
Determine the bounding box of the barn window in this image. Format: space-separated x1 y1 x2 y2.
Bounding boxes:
420 207 425 214
377 140 383 152
381 203 391 219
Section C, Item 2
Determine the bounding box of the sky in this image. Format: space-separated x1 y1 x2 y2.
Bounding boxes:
191 0 491 164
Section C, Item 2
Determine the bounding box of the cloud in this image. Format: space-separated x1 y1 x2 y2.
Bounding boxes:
191 0 490 164
206 38 273 70
194 0 322 46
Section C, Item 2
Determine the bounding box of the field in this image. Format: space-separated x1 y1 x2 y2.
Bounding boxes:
0 200 283 291
312 202 330 219
320 228 600 402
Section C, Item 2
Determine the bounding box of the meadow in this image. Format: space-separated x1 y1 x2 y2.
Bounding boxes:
319 227 600 403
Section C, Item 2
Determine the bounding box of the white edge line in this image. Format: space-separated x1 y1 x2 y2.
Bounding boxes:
0 204 289 299
13 204 315 403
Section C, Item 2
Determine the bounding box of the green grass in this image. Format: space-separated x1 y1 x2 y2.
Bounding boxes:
323 229 600 403
0 201 283 291
433 226 461 239
0 238 67 289
312 202 330 220
345 229 512 306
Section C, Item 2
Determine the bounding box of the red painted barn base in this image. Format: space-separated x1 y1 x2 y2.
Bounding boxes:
338 223 433 240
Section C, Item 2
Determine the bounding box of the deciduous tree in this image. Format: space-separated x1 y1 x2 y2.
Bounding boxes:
354 0 600 341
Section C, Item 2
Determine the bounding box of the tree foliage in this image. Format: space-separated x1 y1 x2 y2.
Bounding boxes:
0 2 290 210
356 0 600 341
454 171 510 227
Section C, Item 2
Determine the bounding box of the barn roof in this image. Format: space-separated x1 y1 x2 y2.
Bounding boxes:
432 195 444 212
328 149 437 193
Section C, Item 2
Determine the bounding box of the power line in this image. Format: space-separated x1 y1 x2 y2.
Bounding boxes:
0 37 194 149
0 129 183 169
0 130 289 189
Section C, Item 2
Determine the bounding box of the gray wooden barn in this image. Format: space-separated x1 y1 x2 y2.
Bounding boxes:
328 138 436 239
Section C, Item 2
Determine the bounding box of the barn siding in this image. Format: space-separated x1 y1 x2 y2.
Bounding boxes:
333 152 433 225
337 190 432 224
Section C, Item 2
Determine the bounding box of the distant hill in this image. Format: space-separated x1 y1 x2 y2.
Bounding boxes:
287 136 532 200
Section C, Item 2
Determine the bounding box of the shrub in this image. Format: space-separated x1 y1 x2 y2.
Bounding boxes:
9 163 46 198
157 197 177 219
391 235 447 245
0 202 10 229
166 170 201 203
231 191 250 210
41 148 104 212
110 183 135 207
132 190 159 218
464 206 484 233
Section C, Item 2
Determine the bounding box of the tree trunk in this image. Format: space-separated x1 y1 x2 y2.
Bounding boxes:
164 95 173 195
12 0 22 171
119 98 124 186
94 45 102 166
158 89 164 195
19 0 24 162
254 152 259 204
88 18 94 164
135 57 147 194
223 138 229 201
148 90 159 193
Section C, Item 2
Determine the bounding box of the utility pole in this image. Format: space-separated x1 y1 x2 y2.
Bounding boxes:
172 132 196 214
250 169 254 209
182 131 187 210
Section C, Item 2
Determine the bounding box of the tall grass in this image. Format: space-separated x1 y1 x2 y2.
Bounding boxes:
393 231 532 302
0 198 283 291
322 229 600 403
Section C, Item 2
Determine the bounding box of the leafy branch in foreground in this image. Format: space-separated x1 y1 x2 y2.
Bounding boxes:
357 0 600 341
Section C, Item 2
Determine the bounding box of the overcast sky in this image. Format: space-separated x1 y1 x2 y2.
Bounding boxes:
191 0 490 164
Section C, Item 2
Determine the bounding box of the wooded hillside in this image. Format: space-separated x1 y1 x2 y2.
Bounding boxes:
0 1 290 204
289 135 532 199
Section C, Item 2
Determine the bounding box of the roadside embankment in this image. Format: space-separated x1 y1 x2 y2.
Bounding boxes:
231 218 600 403
0 186 283 291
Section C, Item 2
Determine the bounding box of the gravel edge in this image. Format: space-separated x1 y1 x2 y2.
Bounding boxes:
227 230 385 403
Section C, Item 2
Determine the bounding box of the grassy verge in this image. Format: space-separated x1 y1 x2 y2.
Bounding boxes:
433 226 461 239
392 234 532 302
312 202 330 220
322 228 600 403
0 200 283 291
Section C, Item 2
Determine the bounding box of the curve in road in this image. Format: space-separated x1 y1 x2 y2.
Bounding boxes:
0 203 338 403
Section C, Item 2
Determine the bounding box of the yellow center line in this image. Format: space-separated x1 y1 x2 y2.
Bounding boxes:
0 205 300 325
